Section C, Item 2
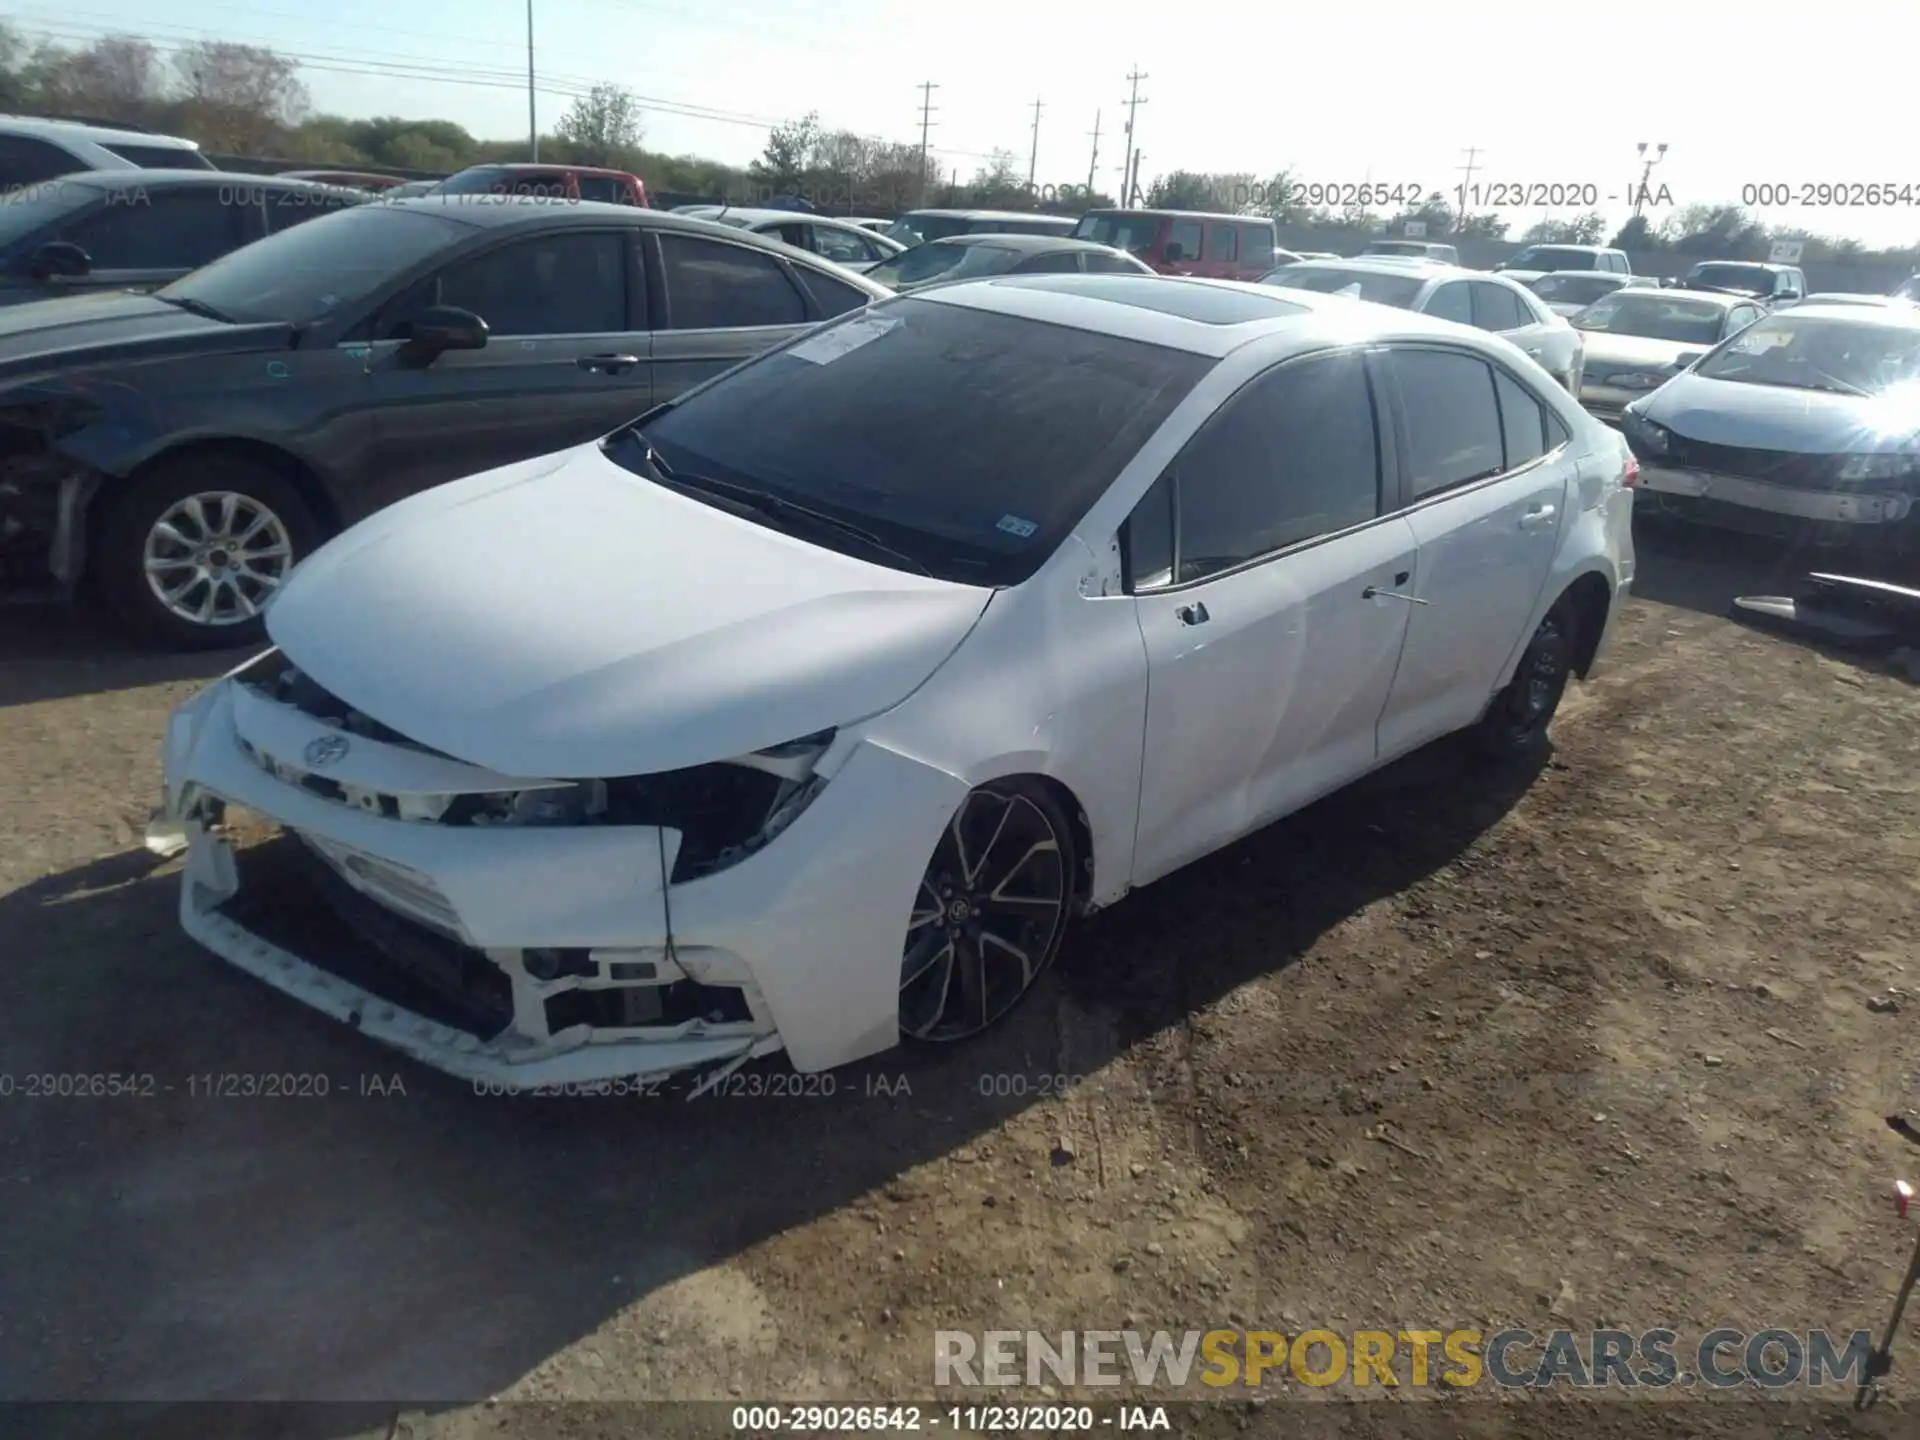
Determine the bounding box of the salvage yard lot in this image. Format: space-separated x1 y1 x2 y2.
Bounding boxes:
2 530 1916 1438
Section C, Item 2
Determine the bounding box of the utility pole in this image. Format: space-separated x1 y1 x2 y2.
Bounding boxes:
1632 141 1669 220
526 0 538 161
916 82 939 206
1121 67 1147 208
1086 109 1100 198
1456 145 1481 218
1128 151 1144 208
1027 96 1043 189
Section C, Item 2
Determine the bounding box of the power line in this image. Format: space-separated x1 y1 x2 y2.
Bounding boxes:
916 81 939 205
1027 96 1042 188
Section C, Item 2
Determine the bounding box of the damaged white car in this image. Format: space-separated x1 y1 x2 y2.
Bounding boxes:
152 273 1636 1090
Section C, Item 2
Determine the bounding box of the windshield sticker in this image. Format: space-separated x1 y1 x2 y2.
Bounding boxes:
789 314 901 365
996 514 1038 539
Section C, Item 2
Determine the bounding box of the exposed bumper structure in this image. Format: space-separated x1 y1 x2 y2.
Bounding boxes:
153 670 970 1085
1638 462 1915 526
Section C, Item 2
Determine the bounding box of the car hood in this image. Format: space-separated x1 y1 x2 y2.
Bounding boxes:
0 289 290 381
1579 333 1701 372
264 443 995 779
1639 371 1918 451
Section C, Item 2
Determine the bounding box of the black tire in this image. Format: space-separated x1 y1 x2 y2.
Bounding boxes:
95 454 321 652
1475 594 1578 760
898 779 1076 1046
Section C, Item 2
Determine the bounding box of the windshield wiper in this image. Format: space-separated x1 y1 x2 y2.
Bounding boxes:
154 295 233 323
614 429 934 577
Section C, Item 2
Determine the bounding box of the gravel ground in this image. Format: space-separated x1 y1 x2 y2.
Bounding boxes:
2 525 1917 1440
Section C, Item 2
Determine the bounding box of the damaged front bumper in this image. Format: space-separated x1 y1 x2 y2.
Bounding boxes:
151 662 970 1089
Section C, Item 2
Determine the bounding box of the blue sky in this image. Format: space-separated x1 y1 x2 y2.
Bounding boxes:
13 0 1920 248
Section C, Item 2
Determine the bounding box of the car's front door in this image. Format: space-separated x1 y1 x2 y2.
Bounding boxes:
1127 349 1421 886
646 230 818 398
1374 346 1572 758
356 226 651 515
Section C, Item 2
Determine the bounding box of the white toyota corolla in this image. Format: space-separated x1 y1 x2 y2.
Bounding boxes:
151 274 1637 1091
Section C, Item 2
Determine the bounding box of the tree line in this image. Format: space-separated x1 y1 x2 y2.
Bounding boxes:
4 26 1916 267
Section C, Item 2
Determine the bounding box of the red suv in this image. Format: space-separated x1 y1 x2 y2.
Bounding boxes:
1070 209 1282 281
433 163 649 207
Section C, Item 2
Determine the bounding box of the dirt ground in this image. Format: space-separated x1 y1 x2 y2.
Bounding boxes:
2 525 1917 1440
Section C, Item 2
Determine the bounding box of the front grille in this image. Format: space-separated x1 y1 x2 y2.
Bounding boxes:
227 837 515 1039
1664 436 1841 489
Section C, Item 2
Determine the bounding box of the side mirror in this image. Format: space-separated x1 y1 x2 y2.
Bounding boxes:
1672 350 1705 370
395 305 488 362
31 240 91 282
1163 241 1184 263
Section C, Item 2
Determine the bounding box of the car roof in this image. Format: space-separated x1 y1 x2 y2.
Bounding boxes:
1688 260 1796 273
1082 208 1270 225
909 273 1511 361
1279 256 1468 279
1782 300 1920 327
0 115 200 149
54 168 350 192
898 209 1073 221
1515 243 1615 253
923 234 1129 253
462 161 639 179
1530 269 1629 280
701 207 871 228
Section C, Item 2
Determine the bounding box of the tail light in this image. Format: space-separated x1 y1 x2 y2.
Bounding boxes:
1622 456 1641 488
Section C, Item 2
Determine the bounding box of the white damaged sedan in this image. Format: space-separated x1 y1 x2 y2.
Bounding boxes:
152 274 1636 1089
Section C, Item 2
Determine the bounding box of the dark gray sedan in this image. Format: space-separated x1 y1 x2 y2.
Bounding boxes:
0 199 891 647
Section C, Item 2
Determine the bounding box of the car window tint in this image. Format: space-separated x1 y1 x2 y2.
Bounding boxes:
1424 281 1472 324
1083 250 1139 274
809 224 871 264
575 176 624 203
1168 218 1202 259
1470 281 1528 332
1493 369 1547 470
1205 223 1237 261
659 232 806 329
792 264 870 319
1390 349 1506 497
1125 472 1175 591
64 187 239 269
1016 250 1081 273
1241 224 1274 269
1172 351 1380 583
426 231 625 336
0 135 82 186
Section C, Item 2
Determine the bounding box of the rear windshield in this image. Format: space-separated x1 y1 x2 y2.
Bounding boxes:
1363 242 1430 256
614 296 1214 586
1573 294 1726 345
101 142 212 169
1686 263 1775 295
1527 274 1622 306
865 241 1021 289
1262 265 1425 308
436 167 571 198
1072 212 1165 253
1509 246 1598 271
883 213 974 244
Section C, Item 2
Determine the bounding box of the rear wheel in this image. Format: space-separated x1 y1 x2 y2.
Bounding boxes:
96 455 320 651
898 781 1075 1044
1475 595 1578 759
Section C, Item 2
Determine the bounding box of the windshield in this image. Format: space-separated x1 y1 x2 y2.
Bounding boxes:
866 241 1022 290
883 213 975 244
1528 274 1622 305
1897 276 1920 301
157 204 462 325
436 167 568 197
1262 265 1425 308
1573 294 1728 344
618 297 1213 586
1693 314 1920 396
101 142 212 169
1687 263 1774 295
1073 213 1163 253
1507 247 1597 271
1363 242 1428 256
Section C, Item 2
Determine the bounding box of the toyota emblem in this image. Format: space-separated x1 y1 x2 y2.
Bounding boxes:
303 734 350 767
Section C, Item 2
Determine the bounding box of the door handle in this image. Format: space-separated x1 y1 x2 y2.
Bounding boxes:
577 353 641 373
1520 504 1557 530
1363 585 1430 605
1175 602 1209 626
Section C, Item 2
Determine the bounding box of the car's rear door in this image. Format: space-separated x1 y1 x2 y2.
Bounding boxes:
1127 348 1420 885
358 224 651 512
644 229 820 398
1373 346 1572 758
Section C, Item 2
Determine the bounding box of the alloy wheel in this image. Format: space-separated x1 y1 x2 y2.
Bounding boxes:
899 787 1069 1043
142 491 294 627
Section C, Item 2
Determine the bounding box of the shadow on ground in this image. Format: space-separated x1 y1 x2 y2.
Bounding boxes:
0 732 1545 1427
0 600 249 709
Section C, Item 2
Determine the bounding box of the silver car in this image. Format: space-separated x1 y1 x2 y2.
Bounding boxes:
1522 270 1656 317
1572 288 1768 424
670 206 905 272
1260 257 1585 392
1621 302 1920 545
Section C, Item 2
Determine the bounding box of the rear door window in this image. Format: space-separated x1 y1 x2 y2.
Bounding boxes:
1205 222 1238 263
1388 348 1506 498
1424 281 1473 324
1469 281 1529 332
658 232 808 329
